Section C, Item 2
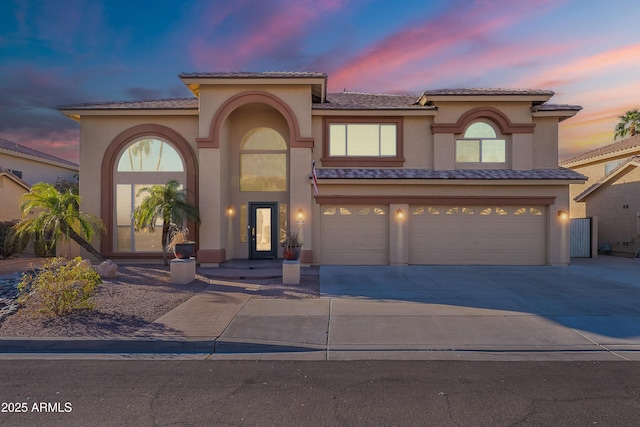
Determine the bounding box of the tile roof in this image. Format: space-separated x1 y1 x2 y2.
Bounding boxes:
531 103 582 112
315 92 432 110
0 138 78 169
179 71 327 79
421 88 555 97
313 168 586 181
58 97 198 110
560 134 640 166
574 156 640 201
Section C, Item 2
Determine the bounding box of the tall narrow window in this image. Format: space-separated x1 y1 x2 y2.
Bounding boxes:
114 138 186 252
240 127 287 192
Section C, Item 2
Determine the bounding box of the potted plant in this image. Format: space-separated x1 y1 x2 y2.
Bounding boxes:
281 228 302 261
166 225 195 259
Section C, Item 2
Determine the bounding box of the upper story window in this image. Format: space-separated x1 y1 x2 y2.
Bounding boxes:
240 127 287 192
322 118 404 167
604 159 626 175
329 123 397 156
456 122 506 164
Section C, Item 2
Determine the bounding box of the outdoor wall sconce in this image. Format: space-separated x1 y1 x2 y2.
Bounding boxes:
396 208 405 221
226 206 234 217
557 209 569 220
296 208 305 223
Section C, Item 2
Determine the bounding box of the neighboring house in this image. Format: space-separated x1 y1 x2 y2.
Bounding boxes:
58 72 584 266
0 169 30 221
561 135 640 257
0 138 79 222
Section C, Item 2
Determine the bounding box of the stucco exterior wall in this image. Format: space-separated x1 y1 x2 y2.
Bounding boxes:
432 101 533 124
0 175 28 221
198 85 313 141
0 153 76 186
78 115 199 253
531 117 559 169
584 166 640 256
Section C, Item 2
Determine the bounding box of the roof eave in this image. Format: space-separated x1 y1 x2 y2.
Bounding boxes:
0 148 79 171
575 160 640 201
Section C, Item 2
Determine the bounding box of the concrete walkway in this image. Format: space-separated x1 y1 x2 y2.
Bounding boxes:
212 256 640 361
2 256 640 360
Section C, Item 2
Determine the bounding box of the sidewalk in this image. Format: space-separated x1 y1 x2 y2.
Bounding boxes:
2 257 640 361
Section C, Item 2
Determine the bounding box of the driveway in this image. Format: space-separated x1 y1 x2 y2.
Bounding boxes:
215 256 640 361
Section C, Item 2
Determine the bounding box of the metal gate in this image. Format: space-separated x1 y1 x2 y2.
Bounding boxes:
570 218 592 257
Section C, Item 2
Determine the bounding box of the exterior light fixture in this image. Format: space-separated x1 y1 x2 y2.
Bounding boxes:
557 209 568 220
396 208 405 220
226 206 234 217
296 208 305 223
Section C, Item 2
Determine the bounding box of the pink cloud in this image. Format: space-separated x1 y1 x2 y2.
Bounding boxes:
1 129 80 163
511 44 640 90
328 0 564 92
191 0 347 70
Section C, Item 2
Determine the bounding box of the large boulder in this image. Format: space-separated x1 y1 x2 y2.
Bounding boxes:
96 260 118 279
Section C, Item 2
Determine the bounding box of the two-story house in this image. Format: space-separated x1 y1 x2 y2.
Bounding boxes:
59 72 585 266
561 135 640 257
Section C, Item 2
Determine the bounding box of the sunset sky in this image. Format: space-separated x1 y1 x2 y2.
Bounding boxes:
1 0 639 163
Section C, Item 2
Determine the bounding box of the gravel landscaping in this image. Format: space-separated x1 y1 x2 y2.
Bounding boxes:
0 260 319 338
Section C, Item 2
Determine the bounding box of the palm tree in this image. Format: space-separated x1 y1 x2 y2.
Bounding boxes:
614 109 640 139
133 180 200 265
13 182 104 261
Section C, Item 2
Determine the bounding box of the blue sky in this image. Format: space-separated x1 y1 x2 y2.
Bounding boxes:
1 0 640 162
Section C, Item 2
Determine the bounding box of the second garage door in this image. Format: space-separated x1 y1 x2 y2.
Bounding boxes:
409 206 546 265
320 205 389 265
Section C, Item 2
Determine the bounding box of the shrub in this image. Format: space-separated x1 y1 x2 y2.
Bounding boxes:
0 221 27 259
17 257 102 316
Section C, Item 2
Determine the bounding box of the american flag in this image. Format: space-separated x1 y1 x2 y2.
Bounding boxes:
311 160 319 197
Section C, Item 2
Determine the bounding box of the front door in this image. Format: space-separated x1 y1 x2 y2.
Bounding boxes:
249 202 278 259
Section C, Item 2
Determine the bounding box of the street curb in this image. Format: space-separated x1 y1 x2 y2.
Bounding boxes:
0 337 216 354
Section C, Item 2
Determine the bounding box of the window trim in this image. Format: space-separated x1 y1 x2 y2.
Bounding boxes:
455 121 509 168
101 124 198 258
322 117 404 167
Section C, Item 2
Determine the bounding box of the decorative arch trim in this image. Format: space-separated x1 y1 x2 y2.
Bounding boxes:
100 123 199 256
197 90 314 149
431 107 536 135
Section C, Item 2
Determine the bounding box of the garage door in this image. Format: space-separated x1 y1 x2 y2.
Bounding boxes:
320 205 388 265
409 206 546 265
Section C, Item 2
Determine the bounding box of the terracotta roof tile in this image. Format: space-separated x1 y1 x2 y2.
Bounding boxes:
313 168 585 180
179 71 327 79
421 88 555 97
531 103 582 112
315 92 431 110
0 138 78 169
560 134 640 166
58 97 198 110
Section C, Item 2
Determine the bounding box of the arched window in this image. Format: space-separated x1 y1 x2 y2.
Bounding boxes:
114 138 186 252
239 127 287 192
456 122 506 163
117 139 183 172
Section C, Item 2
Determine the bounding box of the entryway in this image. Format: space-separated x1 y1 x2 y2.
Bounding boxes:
248 202 278 259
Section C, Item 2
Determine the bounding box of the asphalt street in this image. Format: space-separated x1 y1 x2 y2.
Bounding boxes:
1 360 639 426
